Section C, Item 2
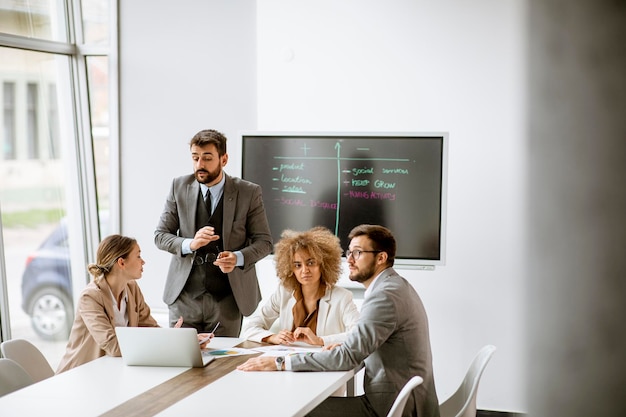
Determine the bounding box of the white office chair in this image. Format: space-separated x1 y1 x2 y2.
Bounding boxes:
439 345 497 417
386 376 424 417
1 338 55 382
0 358 35 397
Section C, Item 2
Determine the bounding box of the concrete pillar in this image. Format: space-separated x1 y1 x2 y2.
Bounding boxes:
526 1 626 416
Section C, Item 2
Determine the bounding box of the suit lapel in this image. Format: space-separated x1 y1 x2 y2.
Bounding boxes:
369 268 394 294
186 179 200 231
96 278 119 324
285 292 297 327
317 287 331 327
222 175 236 248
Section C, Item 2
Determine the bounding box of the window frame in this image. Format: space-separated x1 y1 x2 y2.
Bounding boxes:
0 0 119 341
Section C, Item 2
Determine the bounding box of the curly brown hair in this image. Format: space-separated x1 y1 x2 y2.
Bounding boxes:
273 226 343 292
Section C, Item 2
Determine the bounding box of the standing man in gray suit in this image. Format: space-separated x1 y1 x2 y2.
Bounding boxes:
155 129 273 337
238 224 440 417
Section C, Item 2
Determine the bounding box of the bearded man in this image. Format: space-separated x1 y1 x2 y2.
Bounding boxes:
155 129 272 336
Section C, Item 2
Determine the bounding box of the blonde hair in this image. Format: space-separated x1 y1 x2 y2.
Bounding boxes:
87 234 137 281
273 227 343 292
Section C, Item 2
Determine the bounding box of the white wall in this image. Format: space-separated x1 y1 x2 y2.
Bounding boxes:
256 0 526 413
120 0 526 413
118 0 257 311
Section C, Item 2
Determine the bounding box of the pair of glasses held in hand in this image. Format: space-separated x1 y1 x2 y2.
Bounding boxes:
193 246 223 265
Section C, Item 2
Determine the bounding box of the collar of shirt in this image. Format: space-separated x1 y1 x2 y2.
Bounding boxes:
363 267 390 299
200 175 226 211
108 286 129 327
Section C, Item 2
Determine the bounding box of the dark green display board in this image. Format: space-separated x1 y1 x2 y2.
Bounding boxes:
242 132 448 266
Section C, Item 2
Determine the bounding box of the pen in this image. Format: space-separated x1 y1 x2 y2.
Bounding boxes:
198 322 221 345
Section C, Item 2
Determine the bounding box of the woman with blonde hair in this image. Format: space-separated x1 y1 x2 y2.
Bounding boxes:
241 227 359 346
57 235 209 373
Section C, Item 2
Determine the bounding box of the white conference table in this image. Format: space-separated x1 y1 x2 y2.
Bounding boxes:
0 338 355 417
0 355 187 416
155 365 354 417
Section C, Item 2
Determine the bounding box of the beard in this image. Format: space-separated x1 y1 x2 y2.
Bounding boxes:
349 260 377 284
195 166 222 184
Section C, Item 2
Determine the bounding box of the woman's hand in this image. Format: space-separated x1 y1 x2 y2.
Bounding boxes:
174 316 183 328
265 330 295 345
197 332 213 349
237 356 278 371
293 327 323 346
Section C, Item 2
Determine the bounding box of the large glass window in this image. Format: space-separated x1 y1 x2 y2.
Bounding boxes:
26 82 40 159
0 47 79 365
0 0 114 370
48 84 61 159
87 56 110 216
82 0 110 46
2 81 16 159
0 0 69 42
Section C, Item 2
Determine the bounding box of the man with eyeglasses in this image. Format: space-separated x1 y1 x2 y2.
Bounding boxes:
238 224 440 417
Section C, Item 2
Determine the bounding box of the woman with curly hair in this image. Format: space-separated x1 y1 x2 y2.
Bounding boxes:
241 227 359 346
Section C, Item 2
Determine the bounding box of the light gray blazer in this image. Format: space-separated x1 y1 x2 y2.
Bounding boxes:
154 173 273 316
290 268 440 417
240 284 359 346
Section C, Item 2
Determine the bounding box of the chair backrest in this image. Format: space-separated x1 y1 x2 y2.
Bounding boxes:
387 376 424 417
0 358 35 397
439 345 497 417
1 339 55 382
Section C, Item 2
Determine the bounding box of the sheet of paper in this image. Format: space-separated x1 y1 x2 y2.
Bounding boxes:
251 343 322 357
203 347 258 358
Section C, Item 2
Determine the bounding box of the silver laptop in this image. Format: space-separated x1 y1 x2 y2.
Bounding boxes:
115 327 214 367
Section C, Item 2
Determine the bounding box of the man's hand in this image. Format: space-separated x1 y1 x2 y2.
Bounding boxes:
323 343 342 351
237 356 278 371
213 251 236 273
190 226 220 251
293 327 323 346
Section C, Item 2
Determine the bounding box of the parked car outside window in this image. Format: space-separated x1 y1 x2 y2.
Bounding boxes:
21 214 108 341
21 218 73 340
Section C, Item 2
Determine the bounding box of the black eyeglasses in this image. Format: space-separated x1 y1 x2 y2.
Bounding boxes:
345 249 381 260
193 246 222 265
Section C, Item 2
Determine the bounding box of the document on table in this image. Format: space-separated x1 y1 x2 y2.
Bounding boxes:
203 347 259 358
251 342 322 357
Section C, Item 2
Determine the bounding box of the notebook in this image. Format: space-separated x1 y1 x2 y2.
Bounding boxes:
115 327 214 367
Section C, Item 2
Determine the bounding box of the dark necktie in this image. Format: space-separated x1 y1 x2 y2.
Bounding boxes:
204 189 212 214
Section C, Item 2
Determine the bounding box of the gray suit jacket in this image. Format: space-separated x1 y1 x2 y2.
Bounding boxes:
290 268 440 417
154 173 273 316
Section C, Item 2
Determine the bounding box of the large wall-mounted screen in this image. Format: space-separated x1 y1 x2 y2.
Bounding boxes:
241 132 448 268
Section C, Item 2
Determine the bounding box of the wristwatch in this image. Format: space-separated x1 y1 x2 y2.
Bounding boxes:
275 356 285 371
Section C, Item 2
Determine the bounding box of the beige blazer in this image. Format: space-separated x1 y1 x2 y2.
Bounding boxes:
56 278 158 374
240 284 359 346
